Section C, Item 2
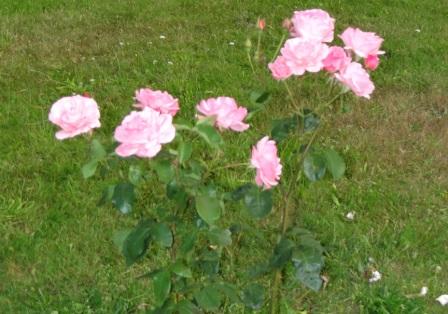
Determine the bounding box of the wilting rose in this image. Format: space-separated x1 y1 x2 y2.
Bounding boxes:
335 62 375 99
250 136 282 189
280 38 329 75
196 97 249 132
323 46 351 73
134 88 179 116
364 54 380 70
49 95 101 140
290 9 335 42
114 107 175 158
268 56 293 80
340 27 384 58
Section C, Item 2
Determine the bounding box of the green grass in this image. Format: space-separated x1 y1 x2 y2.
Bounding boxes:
1 0 447 313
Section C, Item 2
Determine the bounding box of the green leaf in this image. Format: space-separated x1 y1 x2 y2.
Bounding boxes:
271 116 298 143
176 300 200 314
216 283 240 304
98 185 115 206
249 90 271 110
194 285 222 312
243 187 273 219
179 232 197 256
230 183 253 201
151 223 173 248
303 151 326 182
128 165 143 185
269 237 294 269
323 148 346 180
196 194 221 225
122 219 153 266
178 142 193 165
194 123 223 148
166 181 188 210
82 159 98 179
153 160 175 184
112 229 132 252
153 270 171 307
208 227 232 246
302 109 320 132
242 283 264 310
172 261 193 278
90 139 107 160
112 183 135 214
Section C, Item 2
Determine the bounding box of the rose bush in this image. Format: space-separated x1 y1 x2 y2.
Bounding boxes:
50 7 383 313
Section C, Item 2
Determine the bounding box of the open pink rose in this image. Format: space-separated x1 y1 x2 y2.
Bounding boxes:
364 54 380 70
196 97 249 132
291 9 335 42
49 95 101 140
250 136 282 189
134 88 179 116
268 56 293 80
340 27 384 58
280 38 329 75
114 107 175 158
335 62 375 99
323 46 351 73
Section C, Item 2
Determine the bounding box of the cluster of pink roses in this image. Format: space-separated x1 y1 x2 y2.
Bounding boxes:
49 90 280 189
269 9 384 99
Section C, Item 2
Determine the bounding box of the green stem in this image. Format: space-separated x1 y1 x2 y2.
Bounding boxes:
247 51 256 74
283 81 303 115
270 33 286 63
255 30 262 62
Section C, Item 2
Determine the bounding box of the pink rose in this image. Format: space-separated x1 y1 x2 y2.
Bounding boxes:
114 107 176 158
257 18 266 30
280 38 329 75
250 136 282 189
364 54 380 71
335 62 375 99
49 95 101 140
290 9 335 43
134 88 179 116
339 27 384 58
323 46 351 73
268 56 293 80
196 97 249 132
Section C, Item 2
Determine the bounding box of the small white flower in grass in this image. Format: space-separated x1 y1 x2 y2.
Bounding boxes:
345 211 355 220
419 286 428 296
167 61 173 65
119 41 124 46
368 270 381 283
153 60 158 64
160 35 166 39
415 29 421 33
435 265 442 273
229 41 235 46
89 78 95 83
436 295 448 306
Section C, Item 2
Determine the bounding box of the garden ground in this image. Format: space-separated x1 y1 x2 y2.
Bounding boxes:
0 0 447 313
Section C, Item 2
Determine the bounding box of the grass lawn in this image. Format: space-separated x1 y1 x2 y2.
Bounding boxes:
1 0 447 313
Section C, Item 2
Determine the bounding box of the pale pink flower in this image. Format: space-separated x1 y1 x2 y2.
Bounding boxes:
268 56 293 80
323 46 351 73
280 38 329 75
364 54 380 71
250 136 282 189
335 62 375 99
291 9 335 42
257 18 266 30
196 97 249 132
134 88 179 116
114 107 175 158
340 27 384 58
49 95 100 140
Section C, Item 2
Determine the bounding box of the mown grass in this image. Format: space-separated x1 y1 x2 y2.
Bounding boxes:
1 0 447 313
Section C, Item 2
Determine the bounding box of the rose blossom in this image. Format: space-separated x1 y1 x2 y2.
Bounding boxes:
280 38 329 75
335 62 375 99
114 107 175 158
364 54 380 71
268 56 293 80
49 95 101 140
323 46 351 73
196 97 249 132
290 9 335 42
134 88 179 116
257 18 266 30
250 136 282 189
340 27 384 58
